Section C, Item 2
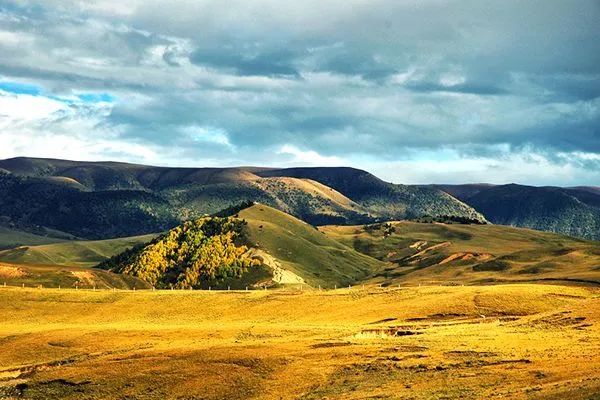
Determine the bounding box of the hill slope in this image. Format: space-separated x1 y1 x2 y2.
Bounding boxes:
321 220 600 286
238 204 383 287
98 204 383 289
0 226 69 250
256 167 485 222
0 234 156 267
0 172 179 239
433 184 600 240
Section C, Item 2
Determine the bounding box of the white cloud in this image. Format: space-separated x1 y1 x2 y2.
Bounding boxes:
182 125 233 148
0 91 64 120
278 144 345 166
368 149 600 187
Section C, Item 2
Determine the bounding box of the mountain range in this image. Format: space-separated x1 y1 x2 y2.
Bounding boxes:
0 157 598 240
0 157 482 239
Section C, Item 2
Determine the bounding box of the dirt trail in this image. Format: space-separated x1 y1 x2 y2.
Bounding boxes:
247 249 306 285
408 242 451 260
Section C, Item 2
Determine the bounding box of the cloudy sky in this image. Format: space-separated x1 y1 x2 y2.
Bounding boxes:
0 0 598 185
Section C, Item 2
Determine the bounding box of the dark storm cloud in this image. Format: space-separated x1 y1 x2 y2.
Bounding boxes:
0 0 598 184
190 45 301 77
405 81 507 96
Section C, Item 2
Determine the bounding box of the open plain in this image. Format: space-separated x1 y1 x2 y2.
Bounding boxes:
0 284 598 399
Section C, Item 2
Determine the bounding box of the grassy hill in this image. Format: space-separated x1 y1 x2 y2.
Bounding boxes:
321 220 600 286
433 183 600 240
238 204 383 287
96 204 382 289
0 226 69 250
0 234 156 267
256 167 485 222
2 203 598 289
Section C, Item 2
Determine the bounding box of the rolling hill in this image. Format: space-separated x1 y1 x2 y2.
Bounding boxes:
321 220 600 286
0 157 485 239
97 204 383 289
0 233 156 267
256 167 485 222
0 203 598 289
0 172 179 239
0 226 68 250
432 184 600 240
237 203 383 287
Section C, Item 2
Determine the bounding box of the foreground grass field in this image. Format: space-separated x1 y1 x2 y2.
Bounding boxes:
0 284 598 399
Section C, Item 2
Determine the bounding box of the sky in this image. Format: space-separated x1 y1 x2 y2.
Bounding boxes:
0 0 598 185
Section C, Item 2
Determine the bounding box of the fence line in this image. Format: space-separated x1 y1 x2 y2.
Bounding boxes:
0 281 462 292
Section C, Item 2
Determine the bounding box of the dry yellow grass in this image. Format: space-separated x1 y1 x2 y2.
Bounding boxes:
320 221 600 286
0 284 598 399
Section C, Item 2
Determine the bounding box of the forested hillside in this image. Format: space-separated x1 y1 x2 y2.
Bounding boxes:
433 184 600 240
98 217 258 289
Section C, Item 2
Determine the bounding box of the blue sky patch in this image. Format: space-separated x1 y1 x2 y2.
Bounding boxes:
0 81 42 96
77 93 115 103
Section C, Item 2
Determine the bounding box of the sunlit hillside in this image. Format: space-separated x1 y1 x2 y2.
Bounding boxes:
321 221 600 286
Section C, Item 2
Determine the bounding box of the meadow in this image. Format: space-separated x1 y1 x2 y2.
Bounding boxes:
0 283 598 399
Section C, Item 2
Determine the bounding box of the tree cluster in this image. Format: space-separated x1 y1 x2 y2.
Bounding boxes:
98 217 258 288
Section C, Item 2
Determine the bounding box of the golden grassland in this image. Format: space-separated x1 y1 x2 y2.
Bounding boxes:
320 221 600 286
0 284 599 399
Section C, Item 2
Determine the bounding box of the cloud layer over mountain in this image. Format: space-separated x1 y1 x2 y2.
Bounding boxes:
0 0 598 185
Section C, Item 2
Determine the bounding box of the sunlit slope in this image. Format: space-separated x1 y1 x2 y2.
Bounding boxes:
0 234 156 267
0 285 598 399
238 204 383 287
321 221 600 285
0 262 149 289
164 176 372 225
256 167 486 222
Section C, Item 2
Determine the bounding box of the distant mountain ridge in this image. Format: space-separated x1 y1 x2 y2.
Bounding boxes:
0 157 483 239
431 183 600 240
4 157 596 240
